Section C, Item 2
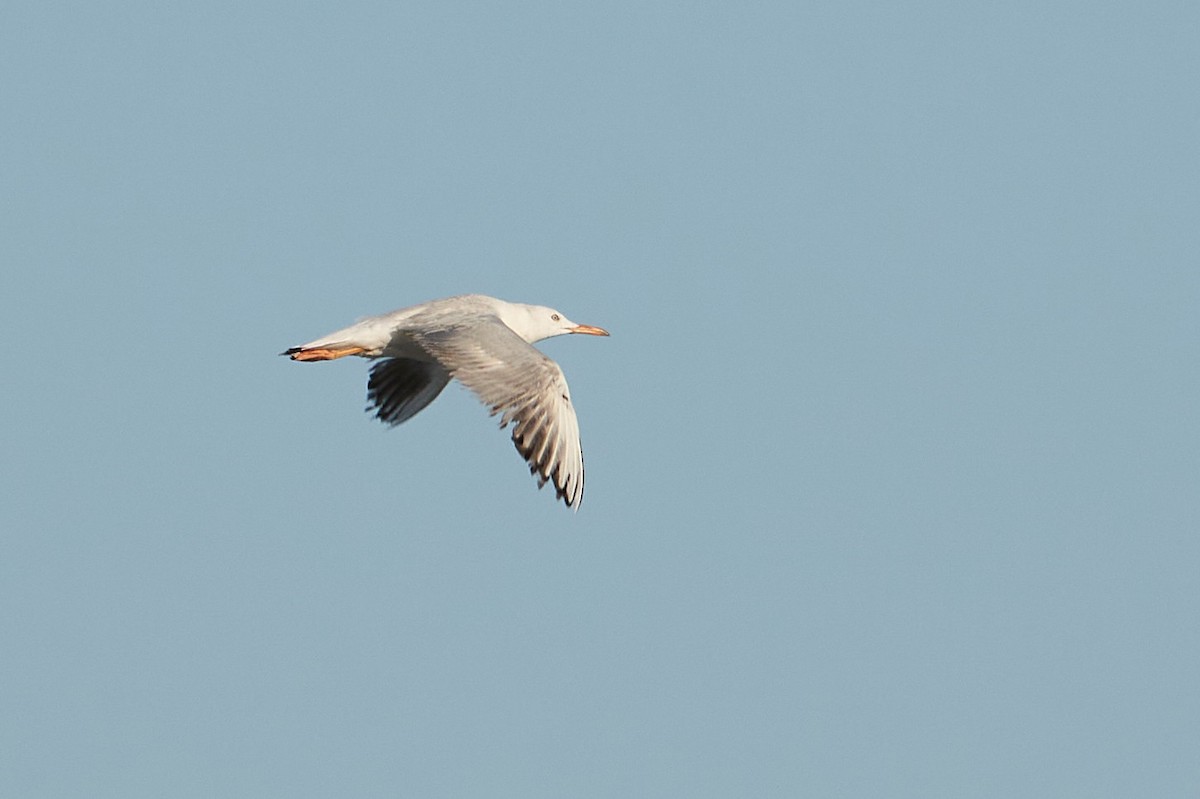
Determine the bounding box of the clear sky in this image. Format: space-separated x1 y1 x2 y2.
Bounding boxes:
2 2 1197 796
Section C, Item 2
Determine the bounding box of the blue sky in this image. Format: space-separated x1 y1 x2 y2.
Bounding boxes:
2 2 1197 796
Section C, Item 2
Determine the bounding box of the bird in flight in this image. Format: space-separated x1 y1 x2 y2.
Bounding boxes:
283 294 609 509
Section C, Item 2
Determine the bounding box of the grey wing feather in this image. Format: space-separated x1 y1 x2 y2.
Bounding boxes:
410 316 586 509
366 358 451 426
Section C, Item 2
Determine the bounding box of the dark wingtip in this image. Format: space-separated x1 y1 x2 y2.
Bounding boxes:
281 347 301 357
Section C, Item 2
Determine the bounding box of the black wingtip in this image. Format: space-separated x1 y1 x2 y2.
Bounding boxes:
280 347 301 357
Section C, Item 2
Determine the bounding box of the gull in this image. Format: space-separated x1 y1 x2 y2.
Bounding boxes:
283 294 609 509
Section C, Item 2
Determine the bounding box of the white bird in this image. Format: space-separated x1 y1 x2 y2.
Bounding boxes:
283 294 609 509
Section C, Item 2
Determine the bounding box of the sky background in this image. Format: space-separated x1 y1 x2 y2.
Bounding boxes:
2 1 1197 796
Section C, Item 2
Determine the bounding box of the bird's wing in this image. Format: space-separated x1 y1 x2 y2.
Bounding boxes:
409 315 586 509
366 358 451 426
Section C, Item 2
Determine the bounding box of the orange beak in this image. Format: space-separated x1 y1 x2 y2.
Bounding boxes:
569 324 610 337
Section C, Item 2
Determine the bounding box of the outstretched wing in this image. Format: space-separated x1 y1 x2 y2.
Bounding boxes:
411 316 586 509
366 357 451 426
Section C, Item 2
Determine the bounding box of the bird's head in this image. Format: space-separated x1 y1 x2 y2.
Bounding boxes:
506 303 610 344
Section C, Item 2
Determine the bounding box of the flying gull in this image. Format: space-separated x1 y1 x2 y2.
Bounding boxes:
283 294 609 509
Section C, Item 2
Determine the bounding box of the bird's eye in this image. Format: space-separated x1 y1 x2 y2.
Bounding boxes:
551 313 561 321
